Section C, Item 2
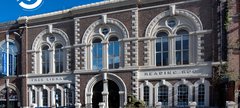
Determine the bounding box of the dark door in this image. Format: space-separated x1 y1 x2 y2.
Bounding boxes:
92 81 103 108
92 80 120 108
108 80 120 108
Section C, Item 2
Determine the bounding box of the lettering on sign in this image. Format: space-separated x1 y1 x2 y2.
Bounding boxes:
139 66 212 79
144 69 197 76
28 76 73 84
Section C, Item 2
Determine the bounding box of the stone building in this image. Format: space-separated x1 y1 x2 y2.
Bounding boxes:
1 0 239 107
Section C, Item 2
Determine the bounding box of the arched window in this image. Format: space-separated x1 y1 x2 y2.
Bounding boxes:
178 84 188 106
175 30 189 65
55 89 61 106
42 89 48 106
0 41 18 76
158 85 168 105
144 86 150 106
55 44 63 73
92 38 103 70
156 32 168 66
108 37 120 69
0 87 18 107
42 46 50 74
198 84 205 106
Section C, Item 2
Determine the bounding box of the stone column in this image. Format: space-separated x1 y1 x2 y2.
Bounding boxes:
188 101 197 108
102 73 109 108
226 101 236 108
155 102 162 108
99 102 105 108
75 103 82 108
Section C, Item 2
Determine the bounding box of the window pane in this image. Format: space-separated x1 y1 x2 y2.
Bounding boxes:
55 44 63 73
55 89 61 106
108 40 120 69
178 85 188 106
93 42 103 70
162 37 168 51
42 46 49 74
144 86 149 106
176 37 181 50
158 85 168 106
198 84 205 106
32 90 35 103
176 51 181 65
163 52 168 66
156 53 161 66
183 51 189 64
43 90 48 106
156 32 168 66
156 42 161 52
182 36 189 49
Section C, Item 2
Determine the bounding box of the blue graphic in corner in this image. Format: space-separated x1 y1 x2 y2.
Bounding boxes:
0 0 103 23
17 0 43 10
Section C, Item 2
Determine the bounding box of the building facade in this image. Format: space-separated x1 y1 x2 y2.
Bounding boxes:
1 0 239 107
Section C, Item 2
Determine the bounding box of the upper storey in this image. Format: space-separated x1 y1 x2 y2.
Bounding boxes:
19 0 218 74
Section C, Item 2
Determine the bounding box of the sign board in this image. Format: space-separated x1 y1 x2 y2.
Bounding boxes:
139 65 212 80
27 75 74 85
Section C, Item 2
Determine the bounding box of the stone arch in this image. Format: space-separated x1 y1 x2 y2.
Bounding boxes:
82 18 129 44
173 79 193 106
139 80 154 107
154 80 173 106
194 78 210 106
32 28 70 50
0 83 21 106
145 9 203 38
85 73 127 107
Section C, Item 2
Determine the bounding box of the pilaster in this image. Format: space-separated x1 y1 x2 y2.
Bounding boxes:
124 41 131 67
75 74 81 104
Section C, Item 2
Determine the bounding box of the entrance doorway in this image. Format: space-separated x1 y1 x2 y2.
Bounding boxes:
92 80 120 108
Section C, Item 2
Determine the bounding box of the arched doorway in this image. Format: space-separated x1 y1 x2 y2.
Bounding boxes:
92 81 103 108
92 80 120 108
85 73 127 107
0 87 19 108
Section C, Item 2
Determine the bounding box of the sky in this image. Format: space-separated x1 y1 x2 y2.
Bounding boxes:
0 0 103 23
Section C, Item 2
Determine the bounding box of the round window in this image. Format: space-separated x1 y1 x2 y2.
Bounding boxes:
101 28 109 35
167 18 177 28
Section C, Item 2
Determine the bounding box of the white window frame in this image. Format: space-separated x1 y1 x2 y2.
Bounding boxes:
140 80 153 107
0 40 19 76
194 78 210 107
154 80 172 107
174 79 193 107
32 28 70 74
82 18 129 70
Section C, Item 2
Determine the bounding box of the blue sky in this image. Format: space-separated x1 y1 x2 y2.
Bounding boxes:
0 0 103 23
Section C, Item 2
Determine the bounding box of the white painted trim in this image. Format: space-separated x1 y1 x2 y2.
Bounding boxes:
154 80 173 107
139 81 154 107
194 78 210 106
173 79 193 107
